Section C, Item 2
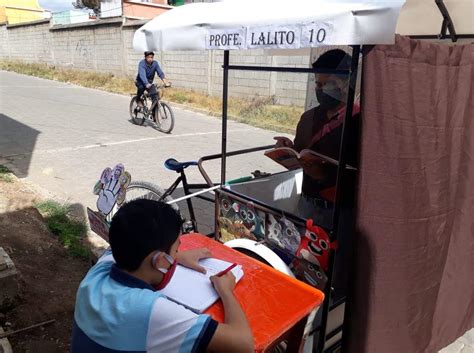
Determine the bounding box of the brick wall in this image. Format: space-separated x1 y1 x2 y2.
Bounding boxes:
0 19 313 107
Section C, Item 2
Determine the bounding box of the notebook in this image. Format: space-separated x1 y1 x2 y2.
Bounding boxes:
158 258 244 313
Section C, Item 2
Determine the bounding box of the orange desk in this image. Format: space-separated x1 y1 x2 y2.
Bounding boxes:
180 234 324 353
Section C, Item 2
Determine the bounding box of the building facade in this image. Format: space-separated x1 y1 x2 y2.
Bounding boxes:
0 0 49 24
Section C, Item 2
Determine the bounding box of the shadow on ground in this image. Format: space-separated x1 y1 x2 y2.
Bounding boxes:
0 114 40 178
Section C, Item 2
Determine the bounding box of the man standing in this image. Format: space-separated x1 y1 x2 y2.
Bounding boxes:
275 50 360 300
136 51 171 106
275 49 359 228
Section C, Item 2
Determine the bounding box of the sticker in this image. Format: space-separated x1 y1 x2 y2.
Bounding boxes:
94 164 131 216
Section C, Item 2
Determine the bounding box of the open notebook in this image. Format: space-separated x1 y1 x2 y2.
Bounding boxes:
158 258 244 313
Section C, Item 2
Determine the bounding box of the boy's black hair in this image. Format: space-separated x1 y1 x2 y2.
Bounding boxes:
109 199 182 271
312 49 352 71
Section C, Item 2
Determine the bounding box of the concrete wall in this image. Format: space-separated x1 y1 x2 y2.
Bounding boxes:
0 18 311 107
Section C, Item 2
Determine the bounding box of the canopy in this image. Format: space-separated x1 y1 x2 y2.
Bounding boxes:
133 0 406 52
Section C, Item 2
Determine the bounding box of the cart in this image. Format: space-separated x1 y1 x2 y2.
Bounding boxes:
120 1 407 351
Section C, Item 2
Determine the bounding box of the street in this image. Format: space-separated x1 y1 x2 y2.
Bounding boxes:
0 70 289 233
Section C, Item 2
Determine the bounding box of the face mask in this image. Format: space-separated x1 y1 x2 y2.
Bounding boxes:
152 252 177 290
316 89 342 110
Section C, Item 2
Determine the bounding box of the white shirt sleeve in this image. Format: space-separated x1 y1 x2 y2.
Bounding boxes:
146 296 218 353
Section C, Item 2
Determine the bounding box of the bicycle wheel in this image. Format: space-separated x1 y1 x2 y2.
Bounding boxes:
129 96 145 126
154 102 175 133
106 181 180 222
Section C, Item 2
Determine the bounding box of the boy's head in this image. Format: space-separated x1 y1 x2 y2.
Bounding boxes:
109 199 182 274
144 51 155 65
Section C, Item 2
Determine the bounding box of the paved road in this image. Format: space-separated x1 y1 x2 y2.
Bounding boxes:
0 71 292 233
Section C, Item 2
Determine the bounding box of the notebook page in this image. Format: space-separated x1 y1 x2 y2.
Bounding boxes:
158 258 244 313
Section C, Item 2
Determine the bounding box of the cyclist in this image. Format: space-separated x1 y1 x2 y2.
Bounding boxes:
135 51 171 108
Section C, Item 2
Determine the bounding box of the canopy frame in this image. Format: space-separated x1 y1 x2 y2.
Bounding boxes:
217 46 361 353
409 0 474 42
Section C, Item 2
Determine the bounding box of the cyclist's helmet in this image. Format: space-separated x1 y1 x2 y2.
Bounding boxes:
144 51 155 57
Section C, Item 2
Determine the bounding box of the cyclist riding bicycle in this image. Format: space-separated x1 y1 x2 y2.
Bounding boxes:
135 51 171 108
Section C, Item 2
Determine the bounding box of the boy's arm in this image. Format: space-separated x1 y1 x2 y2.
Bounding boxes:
207 273 254 353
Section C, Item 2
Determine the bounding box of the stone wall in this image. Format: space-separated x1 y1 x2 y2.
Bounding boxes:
0 18 313 107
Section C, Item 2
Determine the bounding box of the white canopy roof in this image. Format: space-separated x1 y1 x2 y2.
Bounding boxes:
133 0 405 52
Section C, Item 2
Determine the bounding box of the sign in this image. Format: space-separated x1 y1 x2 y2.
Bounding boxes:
246 25 301 49
301 22 332 47
206 28 246 50
206 22 333 50
87 207 110 242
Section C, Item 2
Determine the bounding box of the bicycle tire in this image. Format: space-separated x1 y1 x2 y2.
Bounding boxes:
155 102 175 133
105 181 180 223
129 96 145 126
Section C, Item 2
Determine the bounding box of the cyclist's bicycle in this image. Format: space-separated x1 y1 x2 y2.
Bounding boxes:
129 83 175 133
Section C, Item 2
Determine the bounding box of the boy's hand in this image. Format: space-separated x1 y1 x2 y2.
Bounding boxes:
210 272 236 297
274 136 293 148
176 248 212 274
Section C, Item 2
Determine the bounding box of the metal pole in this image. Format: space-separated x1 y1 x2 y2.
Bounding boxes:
221 50 230 185
317 45 361 353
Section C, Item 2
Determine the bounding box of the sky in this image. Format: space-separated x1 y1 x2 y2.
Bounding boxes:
39 0 75 13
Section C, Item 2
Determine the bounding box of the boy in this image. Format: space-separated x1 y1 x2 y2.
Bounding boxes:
71 199 254 353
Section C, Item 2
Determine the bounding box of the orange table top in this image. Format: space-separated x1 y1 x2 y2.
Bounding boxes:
179 233 325 352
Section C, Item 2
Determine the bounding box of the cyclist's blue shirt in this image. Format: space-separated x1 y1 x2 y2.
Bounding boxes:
70 250 218 353
136 59 165 87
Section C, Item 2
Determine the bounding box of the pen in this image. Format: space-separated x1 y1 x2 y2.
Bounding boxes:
216 263 238 277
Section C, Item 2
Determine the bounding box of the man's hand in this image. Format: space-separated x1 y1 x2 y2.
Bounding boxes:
176 248 212 273
300 154 326 180
210 272 236 297
274 136 294 148
146 83 152 89
163 79 172 87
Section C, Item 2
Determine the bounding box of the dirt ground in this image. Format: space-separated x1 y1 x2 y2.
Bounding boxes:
0 177 90 353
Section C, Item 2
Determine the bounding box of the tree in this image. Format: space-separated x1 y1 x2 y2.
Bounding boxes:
72 0 100 15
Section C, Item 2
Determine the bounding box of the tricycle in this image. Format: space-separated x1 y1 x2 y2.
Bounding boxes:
91 0 407 351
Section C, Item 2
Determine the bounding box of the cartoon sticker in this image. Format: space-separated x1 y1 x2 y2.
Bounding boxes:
292 258 328 290
296 219 336 272
266 214 302 255
93 164 131 216
217 196 265 242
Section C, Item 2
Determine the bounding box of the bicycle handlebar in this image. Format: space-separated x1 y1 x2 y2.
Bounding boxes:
153 82 172 89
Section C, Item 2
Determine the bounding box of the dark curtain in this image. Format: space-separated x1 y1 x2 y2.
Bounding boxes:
347 35 473 353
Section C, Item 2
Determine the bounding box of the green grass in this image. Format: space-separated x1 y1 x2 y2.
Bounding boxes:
0 60 302 133
0 165 14 183
35 200 89 259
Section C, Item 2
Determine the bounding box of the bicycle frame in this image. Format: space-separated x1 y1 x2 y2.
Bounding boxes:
160 166 218 234
141 93 159 119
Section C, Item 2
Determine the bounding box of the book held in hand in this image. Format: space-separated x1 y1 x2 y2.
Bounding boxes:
264 147 355 180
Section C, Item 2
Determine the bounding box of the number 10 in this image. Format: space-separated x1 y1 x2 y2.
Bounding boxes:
309 28 327 43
